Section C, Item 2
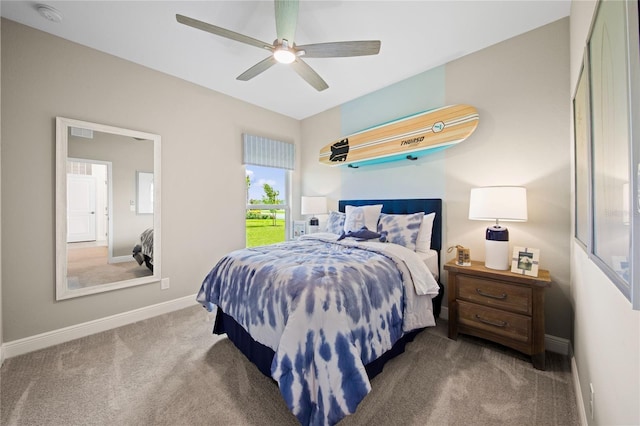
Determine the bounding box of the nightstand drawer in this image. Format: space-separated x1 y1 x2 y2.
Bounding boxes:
457 275 532 315
457 300 531 343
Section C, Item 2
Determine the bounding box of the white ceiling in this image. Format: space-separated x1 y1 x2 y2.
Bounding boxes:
1 1 570 120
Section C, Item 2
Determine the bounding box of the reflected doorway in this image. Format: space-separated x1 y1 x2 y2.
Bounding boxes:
67 160 108 245
66 159 151 288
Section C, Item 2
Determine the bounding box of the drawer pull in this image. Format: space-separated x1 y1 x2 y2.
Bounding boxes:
474 314 507 328
476 288 508 300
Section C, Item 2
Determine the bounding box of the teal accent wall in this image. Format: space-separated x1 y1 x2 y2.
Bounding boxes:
341 66 446 135
338 66 447 200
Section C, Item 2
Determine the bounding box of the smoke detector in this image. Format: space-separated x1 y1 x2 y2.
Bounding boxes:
36 4 63 23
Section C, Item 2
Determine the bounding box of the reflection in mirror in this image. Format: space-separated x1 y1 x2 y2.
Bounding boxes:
137 171 154 214
56 117 161 300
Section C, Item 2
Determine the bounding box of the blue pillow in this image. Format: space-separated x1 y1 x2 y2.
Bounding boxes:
377 212 425 251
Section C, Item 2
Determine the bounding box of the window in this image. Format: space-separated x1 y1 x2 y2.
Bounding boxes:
245 166 290 247
242 133 294 248
579 0 640 309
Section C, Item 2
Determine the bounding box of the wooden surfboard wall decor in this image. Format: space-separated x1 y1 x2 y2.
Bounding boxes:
319 104 479 168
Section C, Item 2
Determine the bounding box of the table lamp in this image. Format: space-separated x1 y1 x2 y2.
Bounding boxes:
469 186 528 270
301 196 327 233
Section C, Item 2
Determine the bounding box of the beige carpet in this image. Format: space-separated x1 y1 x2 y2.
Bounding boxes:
0 306 579 425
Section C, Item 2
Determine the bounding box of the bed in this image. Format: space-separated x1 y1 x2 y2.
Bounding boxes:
197 199 443 425
132 228 154 272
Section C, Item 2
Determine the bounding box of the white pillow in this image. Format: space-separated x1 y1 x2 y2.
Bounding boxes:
415 212 436 253
344 204 383 233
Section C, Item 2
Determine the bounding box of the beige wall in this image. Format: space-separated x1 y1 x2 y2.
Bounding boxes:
444 19 572 339
569 1 640 425
301 19 573 340
1 19 301 341
300 106 342 208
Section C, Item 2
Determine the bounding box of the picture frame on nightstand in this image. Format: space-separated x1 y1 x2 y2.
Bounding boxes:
455 245 471 266
293 221 306 239
511 247 540 277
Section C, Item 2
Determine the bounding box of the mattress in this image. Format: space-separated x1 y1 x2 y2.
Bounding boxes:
418 249 440 281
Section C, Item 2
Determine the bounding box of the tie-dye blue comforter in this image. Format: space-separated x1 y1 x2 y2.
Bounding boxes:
197 233 440 425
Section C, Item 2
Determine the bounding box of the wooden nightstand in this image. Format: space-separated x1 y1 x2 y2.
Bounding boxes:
445 260 551 370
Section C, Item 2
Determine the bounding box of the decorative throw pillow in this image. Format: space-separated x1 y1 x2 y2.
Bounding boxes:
325 211 346 234
377 212 425 251
337 227 383 241
415 212 436 253
344 204 383 233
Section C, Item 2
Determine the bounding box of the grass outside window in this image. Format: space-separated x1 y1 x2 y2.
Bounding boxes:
246 209 286 247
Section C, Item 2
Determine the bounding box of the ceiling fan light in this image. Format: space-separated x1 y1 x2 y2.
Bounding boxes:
274 48 296 64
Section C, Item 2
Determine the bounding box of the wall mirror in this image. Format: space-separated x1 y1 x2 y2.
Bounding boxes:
56 117 161 300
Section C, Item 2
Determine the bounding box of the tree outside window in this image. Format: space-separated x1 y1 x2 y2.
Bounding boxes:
245 165 289 247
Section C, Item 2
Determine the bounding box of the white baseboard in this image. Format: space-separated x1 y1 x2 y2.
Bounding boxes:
2 294 199 359
545 333 570 356
110 255 134 264
439 306 449 320
438 306 570 355
572 355 589 426
3 297 572 360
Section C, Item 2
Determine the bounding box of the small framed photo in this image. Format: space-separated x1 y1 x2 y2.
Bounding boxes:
511 247 540 277
455 246 471 266
293 221 306 239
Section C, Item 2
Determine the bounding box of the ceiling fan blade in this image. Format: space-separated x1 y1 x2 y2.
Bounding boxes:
274 0 299 44
290 58 329 91
176 14 273 51
297 41 381 58
237 56 278 81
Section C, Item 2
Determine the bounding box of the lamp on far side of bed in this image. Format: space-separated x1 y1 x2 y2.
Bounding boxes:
469 186 528 270
301 196 327 233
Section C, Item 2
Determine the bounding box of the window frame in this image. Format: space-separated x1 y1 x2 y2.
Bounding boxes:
245 168 292 246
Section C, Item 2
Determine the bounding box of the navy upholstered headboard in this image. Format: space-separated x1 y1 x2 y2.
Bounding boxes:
338 198 443 253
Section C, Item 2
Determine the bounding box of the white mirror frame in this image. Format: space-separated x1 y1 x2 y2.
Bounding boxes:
56 117 161 300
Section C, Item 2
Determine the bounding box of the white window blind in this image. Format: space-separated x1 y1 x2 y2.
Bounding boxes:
242 133 295 170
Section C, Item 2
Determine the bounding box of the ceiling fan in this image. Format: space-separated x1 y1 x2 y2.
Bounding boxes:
176 0 381 91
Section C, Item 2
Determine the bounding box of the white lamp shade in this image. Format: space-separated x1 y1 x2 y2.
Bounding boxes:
301 196 327 215
469 186 528 222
